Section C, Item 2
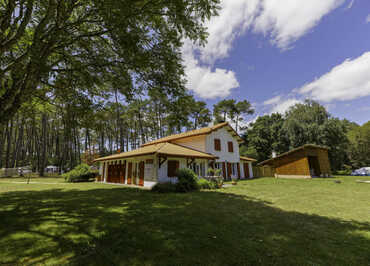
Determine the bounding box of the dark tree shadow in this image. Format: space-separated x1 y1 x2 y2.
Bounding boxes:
0 187 369 266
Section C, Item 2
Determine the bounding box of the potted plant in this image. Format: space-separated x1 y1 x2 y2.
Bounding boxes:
231 176 238 185
206 168 223 188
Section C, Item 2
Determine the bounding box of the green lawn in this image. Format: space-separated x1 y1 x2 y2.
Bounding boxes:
0 176 369 265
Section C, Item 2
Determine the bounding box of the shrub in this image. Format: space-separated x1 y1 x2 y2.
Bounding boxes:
151 182 177 193
62 164 96 182
197 178 215 190
206 176 224 189
176 168 198 192
335 169 352 176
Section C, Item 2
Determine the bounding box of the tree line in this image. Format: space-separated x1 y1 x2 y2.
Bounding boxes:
0 92 254 173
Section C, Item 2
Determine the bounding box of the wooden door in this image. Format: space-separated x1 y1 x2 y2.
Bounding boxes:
227 163 232 179
114 163 119 183
139 161 145 186
127 162 132 184
107 164 112 182
222 162 226 179
132 163 137 185
112 164 117 183
244 163 250 178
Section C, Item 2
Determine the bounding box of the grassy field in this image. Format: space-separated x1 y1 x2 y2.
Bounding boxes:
0 176 369 265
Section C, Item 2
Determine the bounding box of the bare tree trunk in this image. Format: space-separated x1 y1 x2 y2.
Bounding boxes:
5 120 13 169
39 113 47 177
13 118 24 167
0 126 4 168
115 89 121 151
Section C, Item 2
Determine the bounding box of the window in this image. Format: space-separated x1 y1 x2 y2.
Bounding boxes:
168 160 179 177
200 162 205 177
214 139 221 151
194 163 200 176
228 141 234 153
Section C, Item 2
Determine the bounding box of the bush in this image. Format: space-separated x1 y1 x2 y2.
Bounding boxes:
197 178 212 189
206 176 224 189
151 182 177 193
176 168 198 192
62 164 96 182
335 169 352 176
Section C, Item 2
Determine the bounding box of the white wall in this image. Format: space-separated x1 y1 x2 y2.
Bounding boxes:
206 127 240 163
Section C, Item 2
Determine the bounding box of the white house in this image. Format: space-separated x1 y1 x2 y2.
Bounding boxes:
95 122 256 187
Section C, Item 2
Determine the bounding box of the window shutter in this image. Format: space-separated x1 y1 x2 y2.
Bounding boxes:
214 139 221 151
228 141 234 152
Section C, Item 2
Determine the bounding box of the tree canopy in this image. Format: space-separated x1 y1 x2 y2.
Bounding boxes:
0 0 220 125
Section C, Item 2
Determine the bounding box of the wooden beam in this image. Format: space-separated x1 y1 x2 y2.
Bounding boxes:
159 156 167 168
187 157 195 168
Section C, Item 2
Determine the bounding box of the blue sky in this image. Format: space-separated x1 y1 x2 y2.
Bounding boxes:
183 0 370 125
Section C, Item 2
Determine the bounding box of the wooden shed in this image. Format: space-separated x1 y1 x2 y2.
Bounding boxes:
258 144 332 178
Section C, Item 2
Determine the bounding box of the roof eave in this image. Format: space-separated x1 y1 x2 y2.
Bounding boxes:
93 151 157 162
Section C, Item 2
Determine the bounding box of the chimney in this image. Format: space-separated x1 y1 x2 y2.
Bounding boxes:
272 151 277 158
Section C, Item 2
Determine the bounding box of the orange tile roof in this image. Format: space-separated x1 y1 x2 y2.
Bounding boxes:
240 156 257 162
141 122 243 147
94 142 217 162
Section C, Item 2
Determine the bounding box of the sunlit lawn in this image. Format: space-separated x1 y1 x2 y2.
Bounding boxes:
0 176 369 265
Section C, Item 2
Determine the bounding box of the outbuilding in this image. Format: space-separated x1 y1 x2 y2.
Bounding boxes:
258 144 332 178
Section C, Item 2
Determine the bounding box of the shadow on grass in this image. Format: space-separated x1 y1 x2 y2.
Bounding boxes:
0 187 369 266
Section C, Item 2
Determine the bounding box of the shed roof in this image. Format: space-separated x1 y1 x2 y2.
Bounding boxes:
258 144 329 166
240 156 257 162
141 122 243 147
94 142 217 162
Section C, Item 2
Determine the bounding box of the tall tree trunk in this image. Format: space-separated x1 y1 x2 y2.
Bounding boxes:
39 113 47 177
0 126 4 168
13 117 24 167
115 89 121 151
5 120 13 169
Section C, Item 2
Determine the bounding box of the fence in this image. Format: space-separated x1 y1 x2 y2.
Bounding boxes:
0 168 19 177
253 166 275 177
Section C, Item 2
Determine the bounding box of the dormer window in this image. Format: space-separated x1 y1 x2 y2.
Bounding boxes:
228 141 234 153
214 139 221 151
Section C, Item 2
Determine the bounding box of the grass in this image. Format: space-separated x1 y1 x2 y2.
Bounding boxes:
0 176 369 265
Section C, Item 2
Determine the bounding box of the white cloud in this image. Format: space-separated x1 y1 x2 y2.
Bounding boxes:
264 95 281 105
183 41 239 99
366 14 370 23
199 0 259 63
268 98 302 114
264 94 302 114
347 0 355 9
253 0 345 49
184 0 346 98
299 51 370 102
199 0 345 61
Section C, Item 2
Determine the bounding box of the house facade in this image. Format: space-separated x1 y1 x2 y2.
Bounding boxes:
95 122 256 187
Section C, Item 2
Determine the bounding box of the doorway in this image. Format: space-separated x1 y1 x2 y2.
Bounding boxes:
308 156 321 177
